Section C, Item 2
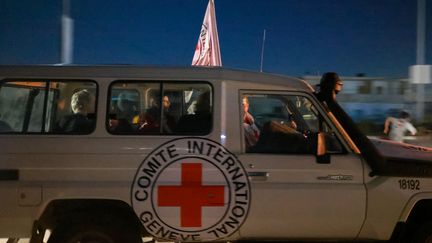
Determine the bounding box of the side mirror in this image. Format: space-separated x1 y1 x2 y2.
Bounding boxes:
316 132 331 164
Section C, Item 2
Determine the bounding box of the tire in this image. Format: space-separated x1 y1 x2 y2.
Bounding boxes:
413 222 432 243
47 216 142 243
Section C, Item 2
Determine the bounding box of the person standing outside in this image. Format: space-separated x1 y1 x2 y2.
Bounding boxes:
315 72 344 103
384 111 417 143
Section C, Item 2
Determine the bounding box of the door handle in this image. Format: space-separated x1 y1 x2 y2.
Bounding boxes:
317 174 353 181
248 172 269 181
0 169 19 181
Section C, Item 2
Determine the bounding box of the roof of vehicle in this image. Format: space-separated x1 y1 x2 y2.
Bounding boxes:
0 65 314 91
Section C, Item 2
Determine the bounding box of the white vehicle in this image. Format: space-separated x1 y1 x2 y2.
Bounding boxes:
0 65 432 243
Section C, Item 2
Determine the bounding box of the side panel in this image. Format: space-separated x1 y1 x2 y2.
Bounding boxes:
238 154 366 239
359 176 432 240
0 136 155 237
0 78 229 240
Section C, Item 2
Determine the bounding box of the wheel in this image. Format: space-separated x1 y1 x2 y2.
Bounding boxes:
47 216 142 243
413 222 432 243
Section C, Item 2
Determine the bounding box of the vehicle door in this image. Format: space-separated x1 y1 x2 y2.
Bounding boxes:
237 91 366 240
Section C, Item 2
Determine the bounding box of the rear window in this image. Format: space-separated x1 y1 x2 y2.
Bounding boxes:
0 80 97 134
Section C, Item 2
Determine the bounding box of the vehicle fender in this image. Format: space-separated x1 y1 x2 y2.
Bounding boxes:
398 192 432 222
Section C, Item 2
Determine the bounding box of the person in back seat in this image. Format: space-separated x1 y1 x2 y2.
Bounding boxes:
109 92 137 134
56 89 94 134
161 95 176 134
175 91 211 135
135 94 175 134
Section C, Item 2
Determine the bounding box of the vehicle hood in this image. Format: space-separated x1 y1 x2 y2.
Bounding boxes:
370 137 432 163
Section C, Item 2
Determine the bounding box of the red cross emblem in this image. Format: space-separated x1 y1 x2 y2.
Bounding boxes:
158 163 225 227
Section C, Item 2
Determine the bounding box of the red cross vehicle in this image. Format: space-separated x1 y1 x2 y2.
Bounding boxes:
0 65 432 243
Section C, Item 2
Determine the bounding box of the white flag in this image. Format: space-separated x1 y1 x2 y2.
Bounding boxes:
192 0 222 66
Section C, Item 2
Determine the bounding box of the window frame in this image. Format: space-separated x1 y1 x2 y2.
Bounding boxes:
240 90 350 155
106 80 214 136
0 78 98 135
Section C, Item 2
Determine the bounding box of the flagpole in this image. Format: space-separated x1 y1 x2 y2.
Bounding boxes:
260 29 266 72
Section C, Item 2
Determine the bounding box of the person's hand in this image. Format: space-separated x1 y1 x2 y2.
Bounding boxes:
109 119 119 128
290 120 297 130
244 113 254 125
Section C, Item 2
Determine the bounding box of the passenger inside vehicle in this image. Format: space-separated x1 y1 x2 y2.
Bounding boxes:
56 89 95 134
160 95 176 134
109 92 137 134
176 91 212 135
135 93 161 134
242 96 260 150
107 82 212 135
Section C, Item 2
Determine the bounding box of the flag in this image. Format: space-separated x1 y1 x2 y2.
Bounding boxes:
192 0 222 66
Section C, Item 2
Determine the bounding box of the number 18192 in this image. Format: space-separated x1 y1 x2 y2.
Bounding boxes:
398 179 420 190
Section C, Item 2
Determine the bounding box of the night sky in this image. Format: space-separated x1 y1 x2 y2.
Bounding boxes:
0 0 431 77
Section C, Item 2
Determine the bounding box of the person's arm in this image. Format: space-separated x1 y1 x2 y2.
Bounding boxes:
406 122 417 135
383 117 392 134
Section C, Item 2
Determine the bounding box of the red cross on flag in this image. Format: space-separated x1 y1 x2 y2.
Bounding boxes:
192 0 222 66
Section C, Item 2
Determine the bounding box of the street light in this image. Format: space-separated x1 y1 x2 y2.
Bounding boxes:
61 0 73 64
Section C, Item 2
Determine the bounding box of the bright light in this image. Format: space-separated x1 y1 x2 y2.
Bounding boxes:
220 134 227 145
43 229 51 243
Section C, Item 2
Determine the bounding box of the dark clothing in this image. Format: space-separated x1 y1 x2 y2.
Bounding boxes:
137 106 176 134
56 114 94 134
251 121 310 154
175 113 212 135
315 91 333 105
161 112 176 134
111 119 134 134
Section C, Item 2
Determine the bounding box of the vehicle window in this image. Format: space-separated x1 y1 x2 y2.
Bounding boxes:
108 81 212 135
0 80 97 134
242 93 344 154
